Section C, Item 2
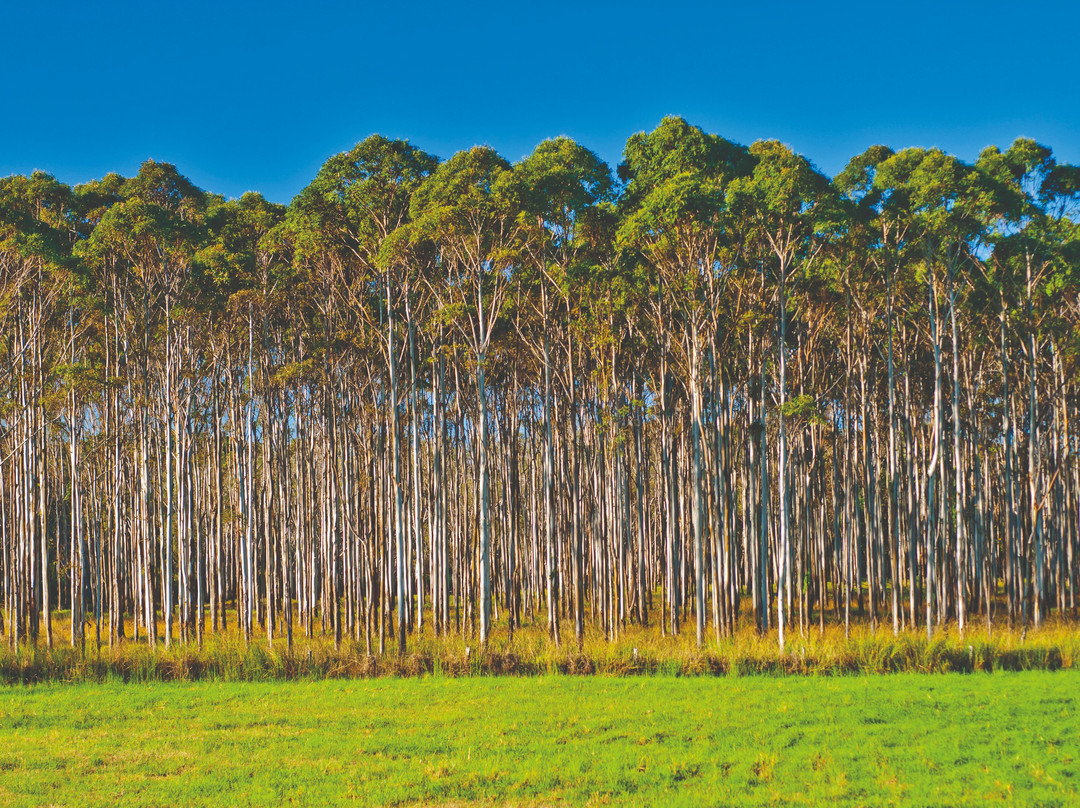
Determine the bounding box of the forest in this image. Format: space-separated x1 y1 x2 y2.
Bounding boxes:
1 116 1078 658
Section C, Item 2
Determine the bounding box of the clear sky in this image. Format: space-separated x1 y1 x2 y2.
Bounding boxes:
2 0 1077 204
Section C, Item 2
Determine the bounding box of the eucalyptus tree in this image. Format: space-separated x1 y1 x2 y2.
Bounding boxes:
835 145 910 634
408 146 523 646
292 135 437 652
199 191 289 646
976 140 1080 627
0 172 79 649
71 173 131 647
870 148 1002 636
617 116 755 644
908 152 988 636
509 136 614 644
728 141 835 649
79 161 208 648
860 148 941 631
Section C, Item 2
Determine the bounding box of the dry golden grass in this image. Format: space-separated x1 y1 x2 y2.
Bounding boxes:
3 601 1078 682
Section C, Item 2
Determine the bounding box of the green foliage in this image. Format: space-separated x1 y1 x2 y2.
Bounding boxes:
617 117 751 265
290 134 436 271
408 145 516 253
780 393 826 425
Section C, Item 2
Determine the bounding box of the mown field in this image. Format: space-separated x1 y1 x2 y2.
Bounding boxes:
1 672 1077 807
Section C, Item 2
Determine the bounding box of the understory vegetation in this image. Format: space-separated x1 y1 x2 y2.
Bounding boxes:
2 610 1078 684
1 673 1077 806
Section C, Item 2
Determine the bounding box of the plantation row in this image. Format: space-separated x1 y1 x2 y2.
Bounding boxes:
1 117 1078 655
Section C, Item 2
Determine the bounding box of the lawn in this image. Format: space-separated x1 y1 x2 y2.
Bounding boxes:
0 672 1077 807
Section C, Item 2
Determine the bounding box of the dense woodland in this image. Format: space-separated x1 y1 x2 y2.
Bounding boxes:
2 118 1078 656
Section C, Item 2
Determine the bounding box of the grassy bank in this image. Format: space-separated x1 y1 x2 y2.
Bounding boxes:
1 672 1077 806
2 614 1079 683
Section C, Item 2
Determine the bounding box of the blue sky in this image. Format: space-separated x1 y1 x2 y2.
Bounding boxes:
2 0 1076 204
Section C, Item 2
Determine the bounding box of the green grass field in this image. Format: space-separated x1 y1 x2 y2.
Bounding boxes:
1 672 1077 807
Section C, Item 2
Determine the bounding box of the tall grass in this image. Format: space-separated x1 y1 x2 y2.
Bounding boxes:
3 611 1078 683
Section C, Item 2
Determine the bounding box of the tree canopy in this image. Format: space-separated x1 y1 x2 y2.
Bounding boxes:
1 120 1078 654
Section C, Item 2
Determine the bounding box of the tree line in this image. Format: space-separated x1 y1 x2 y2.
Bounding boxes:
1 118 1078 654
